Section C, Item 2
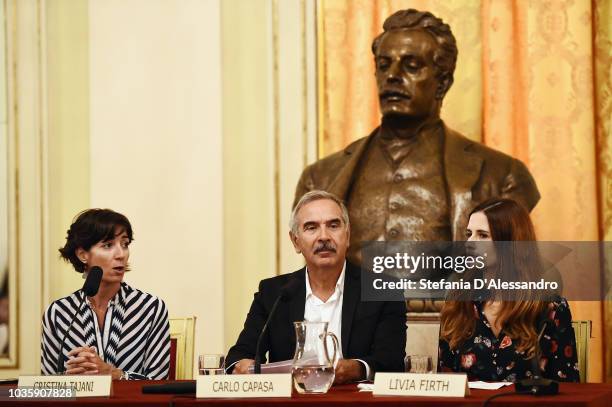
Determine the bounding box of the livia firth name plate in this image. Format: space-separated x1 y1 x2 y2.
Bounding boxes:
373 372 469 397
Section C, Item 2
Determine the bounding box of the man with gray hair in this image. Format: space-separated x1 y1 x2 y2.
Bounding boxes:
289 190 350 237
226 190 407 383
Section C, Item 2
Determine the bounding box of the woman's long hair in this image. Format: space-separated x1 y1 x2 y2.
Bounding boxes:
440 198 547 358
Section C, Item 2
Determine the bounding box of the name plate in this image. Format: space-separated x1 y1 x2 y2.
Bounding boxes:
196 374 292 398
374 372 469 397
18 375 112 397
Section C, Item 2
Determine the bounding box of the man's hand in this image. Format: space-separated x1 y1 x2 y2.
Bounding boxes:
334 359 365 384
233 359 255 374
66 346 122 380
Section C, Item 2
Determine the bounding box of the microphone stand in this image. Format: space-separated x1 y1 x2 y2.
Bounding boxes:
514 319 559 395
55 266 103 374
254 294 284 374
56 291 86 374
253 278 297 374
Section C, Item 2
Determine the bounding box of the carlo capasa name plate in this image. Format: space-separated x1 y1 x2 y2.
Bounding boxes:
196 374 292 398
18 375 112 397
373 372 469 397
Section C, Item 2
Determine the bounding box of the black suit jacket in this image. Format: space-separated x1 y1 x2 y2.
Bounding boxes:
225 262 407 375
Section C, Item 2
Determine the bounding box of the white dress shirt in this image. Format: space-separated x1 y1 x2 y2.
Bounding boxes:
304 262 371 380
304 265 345 359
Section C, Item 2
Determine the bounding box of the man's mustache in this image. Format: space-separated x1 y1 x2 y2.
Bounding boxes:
314 241 337 254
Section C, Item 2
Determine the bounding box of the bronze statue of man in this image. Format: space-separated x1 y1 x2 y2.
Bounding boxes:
294 9 540 265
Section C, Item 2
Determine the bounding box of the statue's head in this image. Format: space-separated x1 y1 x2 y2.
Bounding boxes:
372 9 457 121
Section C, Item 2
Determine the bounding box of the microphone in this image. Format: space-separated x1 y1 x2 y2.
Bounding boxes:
142 381 196 394
253 277 300 374
515 316 559 395
82 266 103 297
55 266 103 373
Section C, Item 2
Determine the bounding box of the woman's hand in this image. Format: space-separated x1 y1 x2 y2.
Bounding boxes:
65 346 122 379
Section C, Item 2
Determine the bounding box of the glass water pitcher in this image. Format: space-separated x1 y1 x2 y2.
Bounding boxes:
292 321 339 394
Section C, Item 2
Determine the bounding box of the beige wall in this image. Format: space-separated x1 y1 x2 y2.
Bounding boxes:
221 0 317 351
221 0 276 353
3 0 226 376
46 0 91 303
87 0 225 369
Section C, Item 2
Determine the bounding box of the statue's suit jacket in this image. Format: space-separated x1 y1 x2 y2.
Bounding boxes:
294 124 540 242
225 262 407 375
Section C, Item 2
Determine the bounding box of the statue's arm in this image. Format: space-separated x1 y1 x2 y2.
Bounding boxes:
501 158 541 211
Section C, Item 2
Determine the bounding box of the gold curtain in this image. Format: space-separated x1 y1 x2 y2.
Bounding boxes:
596 0 612 384
318 0 611 382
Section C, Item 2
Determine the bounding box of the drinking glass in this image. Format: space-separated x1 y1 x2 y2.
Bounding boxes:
199 354 225 375
404 355 433 373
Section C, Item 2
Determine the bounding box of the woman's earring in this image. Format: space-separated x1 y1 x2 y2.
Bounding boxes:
81 259 88 279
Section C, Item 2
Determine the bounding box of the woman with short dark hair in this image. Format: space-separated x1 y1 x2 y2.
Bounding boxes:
438 198 579 382
41 209 170 380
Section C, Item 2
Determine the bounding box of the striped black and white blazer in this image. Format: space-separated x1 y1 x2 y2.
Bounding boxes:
41 282 170 379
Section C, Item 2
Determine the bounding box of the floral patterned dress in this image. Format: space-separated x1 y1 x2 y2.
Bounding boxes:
438 298 580 382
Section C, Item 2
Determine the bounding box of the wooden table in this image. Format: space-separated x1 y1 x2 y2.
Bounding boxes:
1 381 612 406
